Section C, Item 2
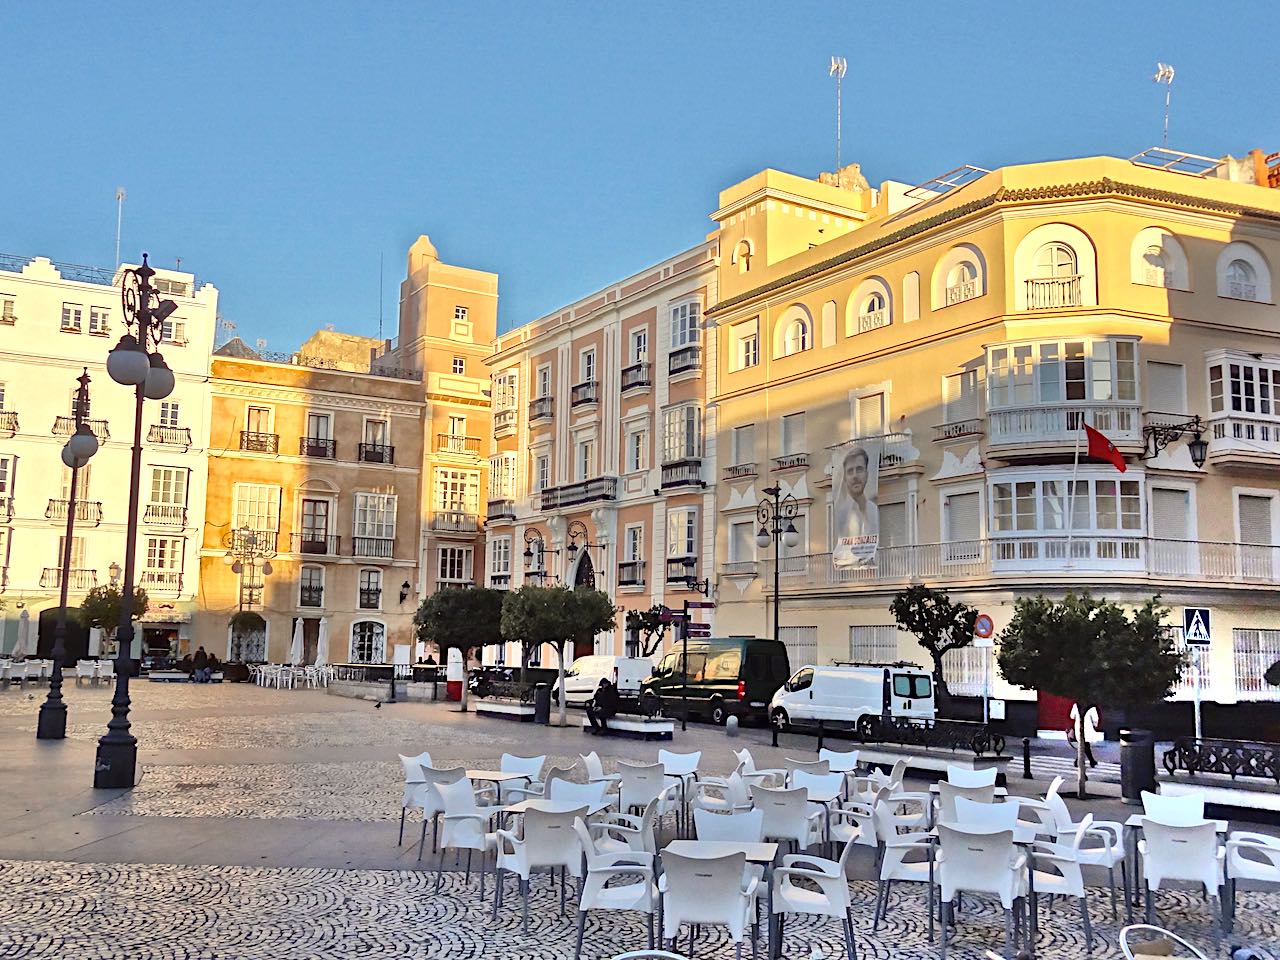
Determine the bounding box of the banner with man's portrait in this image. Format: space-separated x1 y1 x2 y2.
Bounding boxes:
831 437 882 568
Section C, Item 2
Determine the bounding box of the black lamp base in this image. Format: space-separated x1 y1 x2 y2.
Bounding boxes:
36 701 67 740
93 738 138 789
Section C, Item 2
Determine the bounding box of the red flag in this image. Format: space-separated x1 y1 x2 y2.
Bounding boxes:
1084 423 1126 472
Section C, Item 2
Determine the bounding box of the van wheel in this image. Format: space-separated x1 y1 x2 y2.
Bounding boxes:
770 708 790 732
709 699 727 725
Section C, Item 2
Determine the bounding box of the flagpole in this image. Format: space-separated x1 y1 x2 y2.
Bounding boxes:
1064 417 1083 568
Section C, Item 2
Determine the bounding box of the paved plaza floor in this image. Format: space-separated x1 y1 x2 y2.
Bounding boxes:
0 681 1275 959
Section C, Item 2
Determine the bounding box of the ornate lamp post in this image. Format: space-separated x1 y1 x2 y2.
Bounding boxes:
1141 414 1208 467
755 486 800 648
37 369 100 740
522 530 559 584
94 254 178 789
224 526 276 611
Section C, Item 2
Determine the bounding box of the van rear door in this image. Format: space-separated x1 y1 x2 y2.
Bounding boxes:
890 672 934 718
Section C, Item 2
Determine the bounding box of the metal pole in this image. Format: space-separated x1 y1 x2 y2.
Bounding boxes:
1193 646 1202 741
1022 737 1033 780
37 372 90 740
681 598 689 733
772 490 781 648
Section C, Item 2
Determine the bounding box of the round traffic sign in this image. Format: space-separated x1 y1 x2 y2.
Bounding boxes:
974 613 994 639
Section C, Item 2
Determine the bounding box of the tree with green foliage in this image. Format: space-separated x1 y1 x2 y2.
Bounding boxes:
997 592 1184 799
414 587 505 711
889 585 979 705
77 584 150 654
501 585 617 725
1265 659 1280 689
625 604 669 657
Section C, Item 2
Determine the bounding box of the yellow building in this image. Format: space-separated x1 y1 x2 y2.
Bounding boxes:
194 235 497 665
706 149 1280 730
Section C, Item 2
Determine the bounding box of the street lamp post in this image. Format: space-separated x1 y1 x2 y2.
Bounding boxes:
756 486 800 648
94 254 178 789
37 369 101 740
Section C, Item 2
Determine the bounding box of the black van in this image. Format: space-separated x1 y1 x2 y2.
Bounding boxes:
638 636 790 725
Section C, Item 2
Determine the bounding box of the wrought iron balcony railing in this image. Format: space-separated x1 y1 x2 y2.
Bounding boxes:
353 536 394 559
46 499 103 525
668 345 702 376
617 560 646 587
666 556 698 584
292 533 340 555
300 436 336 459
54 416 109 440
300 585 324 607
723 462 757 480
143 503 188 527
436 434 480 455
771 452 809 471
40 567 97 590
529 396 554 421
358 587 381 609
621 362 652 391
0 410 17 436
431 511 480 533
660 458 703 489
570 381 599 407
537 476 617 510
148 424 192 447
240 431 278 453
358 442 394 464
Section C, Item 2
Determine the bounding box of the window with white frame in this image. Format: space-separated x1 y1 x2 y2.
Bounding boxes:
447 415 467 437
61 303 82 332
1209 358 1280 418
536 364 551 398
580 348 596 384
350 621 386 664
149 466 188 507
662 405 701 462
854 393 886 438
730 318 760 370
160 318 186 344
0 296 14 322
434 470 478 515
1034 242 1078 279
233 483 280 531
943 371 980 426
576 437 595 480
987 339 1137 409
454 305 469 323
670 300 700 348
1225 260 1258 301
438 546 473 583
145 537 183 571
849 625 898 663
626 426 647 473
57 535 87 570
61 463 90 500
624 525 644 562
782 316 811 356
1146 361 1186 415
0 382 6 409
89 306 110 335
991 475 1142 535
0 455 13 500
666 508 697 558
533 453 550 492
880 501 908 548
299 566 324 605
489 452 518 499
1237 492 1274 546
732 424 755 465
246 405 273 435
159 401 181 428
490 536 512 576
353 492 397 539
359 569 382 608
630 328 648 363
1233 628 1280 700
363 418 389 447
452 356 466 375
494 370 518 409
781 412 806 456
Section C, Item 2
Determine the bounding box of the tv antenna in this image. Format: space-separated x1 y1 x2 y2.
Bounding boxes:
114 187 127 268
829 56 848 172
1153 62 1175 148
215 314 236 347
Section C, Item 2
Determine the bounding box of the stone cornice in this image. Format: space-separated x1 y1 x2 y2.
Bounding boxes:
213 381 423 417
706 177 1280 320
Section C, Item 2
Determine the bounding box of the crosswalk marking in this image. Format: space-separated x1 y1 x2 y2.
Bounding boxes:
1028 755 1121 783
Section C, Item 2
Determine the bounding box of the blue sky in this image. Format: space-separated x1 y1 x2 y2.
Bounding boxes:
3 2 1276 345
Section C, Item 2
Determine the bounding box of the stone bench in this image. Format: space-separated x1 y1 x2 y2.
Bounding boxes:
580 714 675 741
147 671 224 683
476 698 536 722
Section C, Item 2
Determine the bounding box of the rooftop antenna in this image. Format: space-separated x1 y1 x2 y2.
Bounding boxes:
215 314 236 347
378 252 384 342
1153 62 1175 148
114 187 126 269
829 56 848 173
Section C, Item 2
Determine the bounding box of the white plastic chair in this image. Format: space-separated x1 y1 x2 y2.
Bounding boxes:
690 772 753 815
1141 790 1204 825
951 796 1018 831
751 784 823 853
573 818 658 959
936 824 1027 960
617 761 678 832
658 750 701 835
831 784 887 850
773 839 858 960
1118 924 1211 960
417 765 467 860
398 750 434 845
548 778 610 809
581 750 621 786
494 804 589 932
820 747 861 799
693 807 765 843
659 850 759 960
873 815 935 938
1043 775 1126 917
499 753 547 801
592 796 661 857
936 780 995 823
783 758 830 784
1225 831 1280 933
1138 819 1225 932
506 765 573 803
1029 813 1095 951
733 747 786 788
97 660 114 683
433 775 499 901
946 764 997 787
75 661 95 685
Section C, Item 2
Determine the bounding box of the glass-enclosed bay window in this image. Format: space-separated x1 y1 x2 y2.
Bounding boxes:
989 470 1144 566
987 338 1137 409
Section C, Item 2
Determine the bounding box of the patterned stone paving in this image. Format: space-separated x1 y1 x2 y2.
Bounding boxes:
0 859 1272 960
0 681 241 717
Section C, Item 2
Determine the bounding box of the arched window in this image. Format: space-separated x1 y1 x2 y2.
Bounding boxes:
734 240 752 275
1034 243 1078 278
862 292 886 315
350 621 386 664
229 612 266 663
947 262 976 287
1227 259 1257 299
782 318 810 356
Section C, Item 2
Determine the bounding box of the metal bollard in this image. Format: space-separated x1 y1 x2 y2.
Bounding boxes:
725 715 739 738
817 719 825 752
771 722 779 748
1022 737 1033 779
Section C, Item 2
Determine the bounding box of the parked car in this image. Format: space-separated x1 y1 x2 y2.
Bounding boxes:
769 662 936 733
638 636 790 725
468 665 559 699
553 655 655 706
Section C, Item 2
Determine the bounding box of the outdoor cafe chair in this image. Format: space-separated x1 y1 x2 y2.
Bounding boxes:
1141 789 1204 825
547 777 611 810
693 807 765 844
434 775 500 902
751 784 823 854
872 816 934 937
783 758 829 784
499 753 547 801
690 771 753 816
732 748 785 788
936 780 995 824
397 750 434 845
946 763 996 787
936 824 1028 960
617 761 679 835
1225 831 1280 934
505 765 573 804
819 747 861 798
573 818 658 960
591 796 661 857
74 661 95 685
831 784 887 850
494 804 589 932
658 850 760 960
773 837 858 960
1028 813 1096 952
417 766 468 860
951 796 1018 831
1138 819 1225 934
581 750 621 788
96 659 114 683
657 749 701 835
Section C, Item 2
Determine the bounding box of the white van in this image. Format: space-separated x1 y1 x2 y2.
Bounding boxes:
553 655 654 706
769 663 936 731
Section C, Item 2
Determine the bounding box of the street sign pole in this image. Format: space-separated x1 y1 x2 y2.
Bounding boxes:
680 599 689 733
1182 607 1211 741
1193 646 1203 741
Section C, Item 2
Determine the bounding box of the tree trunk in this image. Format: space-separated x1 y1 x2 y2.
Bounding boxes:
520 645 529 687
931 657 951 716
556 640 568 727
1075 713 1089 800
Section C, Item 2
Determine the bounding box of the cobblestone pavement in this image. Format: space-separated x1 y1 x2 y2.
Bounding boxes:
0 680 242 717
1 858 1271 960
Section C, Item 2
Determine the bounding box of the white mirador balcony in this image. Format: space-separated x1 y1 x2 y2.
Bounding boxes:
1208 415 1280 466
987 403 1141 449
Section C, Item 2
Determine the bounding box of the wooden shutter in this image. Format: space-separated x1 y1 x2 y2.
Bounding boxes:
1238 494 1274 546
1151 487 1189 540
1146 361 1186 415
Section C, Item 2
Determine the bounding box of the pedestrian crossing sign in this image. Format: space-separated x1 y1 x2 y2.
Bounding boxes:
1182 607 1212 646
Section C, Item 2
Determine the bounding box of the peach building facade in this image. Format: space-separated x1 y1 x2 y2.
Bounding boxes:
484 242 719 664
705 150 1280 722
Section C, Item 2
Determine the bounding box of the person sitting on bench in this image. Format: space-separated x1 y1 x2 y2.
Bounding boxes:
586 678 619 736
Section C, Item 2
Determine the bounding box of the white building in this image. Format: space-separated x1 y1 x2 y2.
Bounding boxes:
0 254 217 661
